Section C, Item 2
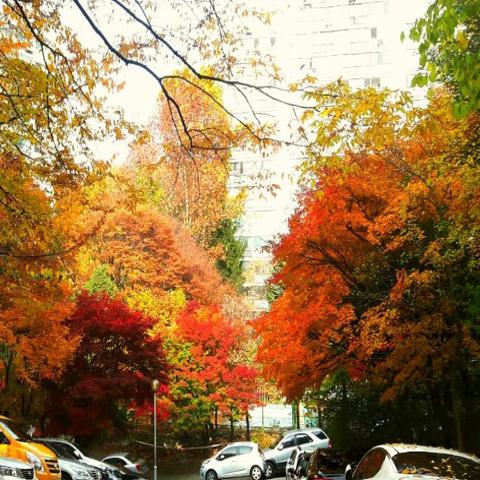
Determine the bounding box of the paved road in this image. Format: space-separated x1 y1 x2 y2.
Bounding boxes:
159 475 286 480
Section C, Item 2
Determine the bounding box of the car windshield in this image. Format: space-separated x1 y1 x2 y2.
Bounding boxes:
0 420 32 442
53 442 82 460
392 452 480 479
45 442 77 461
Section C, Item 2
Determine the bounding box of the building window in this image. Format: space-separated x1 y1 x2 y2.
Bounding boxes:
364 77 381 88
254 38 259 50
270 36 276 47
231 162 244 175
371 27 377 39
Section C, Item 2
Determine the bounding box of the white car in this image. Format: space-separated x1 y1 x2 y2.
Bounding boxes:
37 439 118 480
101 454 146 475
200 442 266 480
0 457 35 480
264 428 331 478
346 444 480 480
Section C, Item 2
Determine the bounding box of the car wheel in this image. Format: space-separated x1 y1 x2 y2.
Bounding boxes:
250 465 263 480
62 473 73 480
205 469 218 480
264 461 274 479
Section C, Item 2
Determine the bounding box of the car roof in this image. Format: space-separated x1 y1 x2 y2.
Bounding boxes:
225 442 258 447
373 444 479 462
38 438 76 447
104 453 129 458
283 428 326 435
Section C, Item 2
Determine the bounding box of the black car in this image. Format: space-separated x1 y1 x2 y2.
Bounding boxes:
304 449 363 480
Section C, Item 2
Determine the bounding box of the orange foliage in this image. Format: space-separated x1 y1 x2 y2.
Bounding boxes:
87 207 231 305
256 94 480 401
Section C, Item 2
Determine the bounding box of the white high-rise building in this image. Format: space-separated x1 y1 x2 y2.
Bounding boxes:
228 0 430 313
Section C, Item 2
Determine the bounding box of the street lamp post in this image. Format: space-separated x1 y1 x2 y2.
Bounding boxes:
151 379 159 480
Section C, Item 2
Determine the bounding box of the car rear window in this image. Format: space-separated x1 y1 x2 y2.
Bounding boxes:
316 451 349 474
312 430 327 440
393 452 480 479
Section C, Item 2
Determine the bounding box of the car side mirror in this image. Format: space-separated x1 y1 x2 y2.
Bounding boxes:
278 445 283 451
345 465 353 480
218 454 225 461
287 468 294 474
0 434 9 445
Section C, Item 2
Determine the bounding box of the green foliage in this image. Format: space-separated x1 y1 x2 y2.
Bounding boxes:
84 265 118 298
409 0 480 115
209 219 246 290
314 372 449 452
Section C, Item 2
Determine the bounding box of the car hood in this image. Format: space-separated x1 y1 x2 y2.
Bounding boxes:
0 457 33 469
80 457 110 471
21 442 57 460
58 458 89 470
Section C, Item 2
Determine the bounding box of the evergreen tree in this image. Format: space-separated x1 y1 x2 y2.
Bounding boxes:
84 265 118 298
210 219 246 291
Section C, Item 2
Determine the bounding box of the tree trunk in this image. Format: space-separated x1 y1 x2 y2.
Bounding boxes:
230 416 234 441
246 411 250 440
450 369 465 451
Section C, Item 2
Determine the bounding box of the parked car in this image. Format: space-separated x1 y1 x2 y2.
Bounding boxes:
305 449 363 480
286 447 312 480
0 416 60 480
264 428 331 478
102 462 146 480
0 456 35 480
200 441 265 480
36 439 118 480
101 453 146 475
36 439 103 480
345 444 480 480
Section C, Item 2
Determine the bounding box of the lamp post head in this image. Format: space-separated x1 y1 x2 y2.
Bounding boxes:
151 379 160 392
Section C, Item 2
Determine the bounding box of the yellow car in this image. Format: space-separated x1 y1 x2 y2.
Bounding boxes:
0 416 60 480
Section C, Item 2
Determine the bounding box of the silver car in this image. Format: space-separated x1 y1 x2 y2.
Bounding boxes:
200 442 265 480
37 439 119 480
0 457 35 480
101 454 146 475
264 428 330 478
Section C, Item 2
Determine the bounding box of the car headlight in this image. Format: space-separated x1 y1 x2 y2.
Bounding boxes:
72 468 90 479
26 452 44 472
0 466 18 477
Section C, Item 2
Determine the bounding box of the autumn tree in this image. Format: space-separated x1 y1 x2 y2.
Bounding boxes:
43 292 168 438
1 0 286 154
0 21 120 421
81 207 230 306
256 87 480 451
167 302 260 442
127 69 246 250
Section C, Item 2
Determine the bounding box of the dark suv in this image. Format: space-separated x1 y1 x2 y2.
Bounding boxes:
305 449 363 480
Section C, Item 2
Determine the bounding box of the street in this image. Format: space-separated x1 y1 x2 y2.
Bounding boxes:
160 474 286 480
